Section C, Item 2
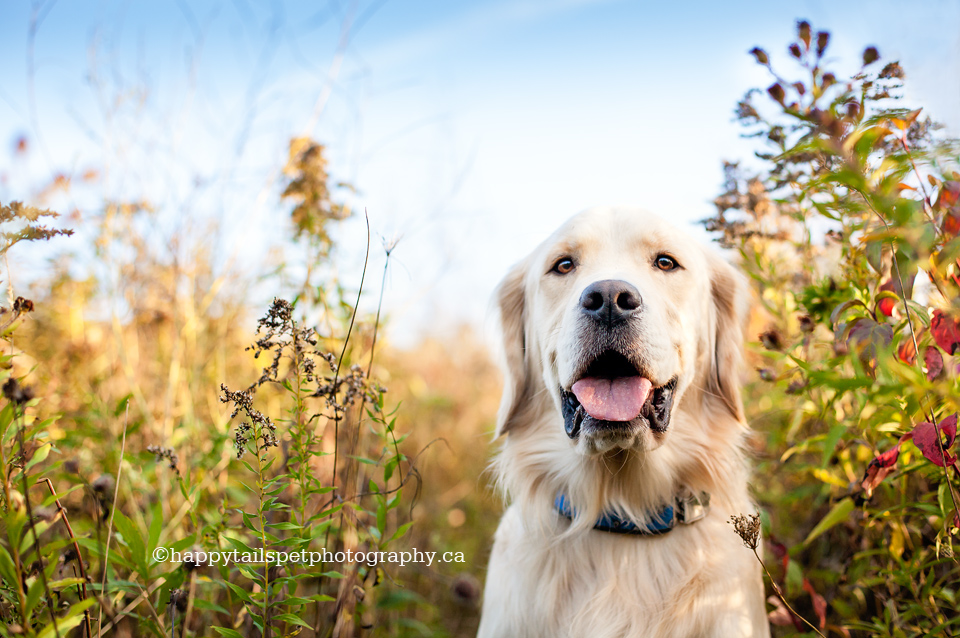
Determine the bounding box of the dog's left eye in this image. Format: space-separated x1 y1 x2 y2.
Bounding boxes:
655 255 680 271
551 258 576 275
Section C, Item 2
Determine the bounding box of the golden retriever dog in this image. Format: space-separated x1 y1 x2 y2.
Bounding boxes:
477 208 769 637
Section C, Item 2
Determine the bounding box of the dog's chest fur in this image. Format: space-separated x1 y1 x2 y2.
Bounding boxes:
478 504 768 638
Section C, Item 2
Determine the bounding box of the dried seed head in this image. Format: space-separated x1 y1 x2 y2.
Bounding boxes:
168 589 188 614
862 46 880 66
729 513 762 550
815 31 829 57
146 445 180 474
2 378 34 405
767 83 786 105
91 474 115 494
797 21 811 47
759 329 785 351
450 573 481 607
62 547 79 564
749 47 769 65
12 297 34 313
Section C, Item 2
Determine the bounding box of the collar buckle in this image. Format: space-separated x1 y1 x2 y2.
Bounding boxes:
676 489 710 525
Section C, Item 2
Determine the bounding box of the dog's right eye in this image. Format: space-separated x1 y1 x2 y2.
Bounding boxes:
551 258 576 275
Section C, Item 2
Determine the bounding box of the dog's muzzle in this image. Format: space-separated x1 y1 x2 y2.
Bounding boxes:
560 350 677 439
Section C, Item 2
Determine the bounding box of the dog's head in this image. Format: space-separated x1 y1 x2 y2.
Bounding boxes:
494 208 748 456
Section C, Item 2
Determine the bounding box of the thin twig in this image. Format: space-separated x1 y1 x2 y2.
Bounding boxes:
182 571 197 638
96 576 165 635
41 477 91 634
330 210 371 491
97 402 128 636
17 406 61 638
753 550 826 637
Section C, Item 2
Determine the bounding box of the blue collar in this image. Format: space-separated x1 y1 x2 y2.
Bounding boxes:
554 490 711 535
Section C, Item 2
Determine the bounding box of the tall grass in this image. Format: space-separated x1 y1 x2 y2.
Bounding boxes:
0 138 497 637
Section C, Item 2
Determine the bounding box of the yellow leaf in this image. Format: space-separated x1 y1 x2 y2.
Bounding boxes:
812 468 849 488
889 523 904 559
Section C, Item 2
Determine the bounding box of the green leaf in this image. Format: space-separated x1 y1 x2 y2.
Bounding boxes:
803 497 855 546
147 499 163 553
273 612 312 628
820 424 846 468
211 627 245 638
36 598 95 638
223 580 253 604
387 521 414 544
0 545 19 587
112 511 148 575
25 576 47 621
830 299 868 326
25 442 52 470
193 598 231 615
376 498 386 536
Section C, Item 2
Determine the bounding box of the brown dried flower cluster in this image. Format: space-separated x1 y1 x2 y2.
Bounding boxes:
220 384 278 459
146 445 180 473
729 513 762 550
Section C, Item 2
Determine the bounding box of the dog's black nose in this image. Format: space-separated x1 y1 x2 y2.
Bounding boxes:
579 280 642 323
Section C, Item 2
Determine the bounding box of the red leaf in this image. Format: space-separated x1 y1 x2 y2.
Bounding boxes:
942 414 958 446
802 578 828 629
912 414 958 467
861 445 901 497
897 338 916 365
931 310 960 355
924 346 944 380
944 209 960 237
939 180 960 208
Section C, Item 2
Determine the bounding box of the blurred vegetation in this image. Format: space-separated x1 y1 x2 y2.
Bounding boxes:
707 21 960 637
3 17 960 638
0 132 498 637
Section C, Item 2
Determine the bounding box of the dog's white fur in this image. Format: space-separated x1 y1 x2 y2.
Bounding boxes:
478 208 769 638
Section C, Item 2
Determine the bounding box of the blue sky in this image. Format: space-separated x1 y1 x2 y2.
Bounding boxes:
2 0 958 344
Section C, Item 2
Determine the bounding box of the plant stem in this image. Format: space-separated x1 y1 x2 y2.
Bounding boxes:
753 549 825 637
97 403 128 637
17 406 61 637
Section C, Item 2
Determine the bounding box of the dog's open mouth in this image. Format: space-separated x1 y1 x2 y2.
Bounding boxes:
560 350 677 439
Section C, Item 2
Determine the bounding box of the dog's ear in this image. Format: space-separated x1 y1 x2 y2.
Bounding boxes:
706 253 750 422
494 259 533 438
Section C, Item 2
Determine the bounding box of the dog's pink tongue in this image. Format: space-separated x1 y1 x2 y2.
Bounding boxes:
571 377 652 422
